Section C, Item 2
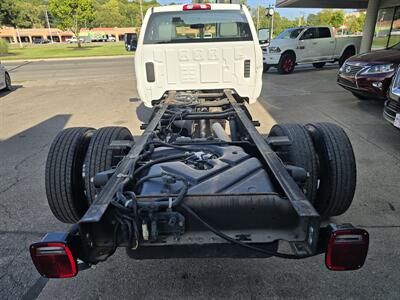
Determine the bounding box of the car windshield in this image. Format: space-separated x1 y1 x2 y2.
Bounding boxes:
275 28 304 39
143 10 252 44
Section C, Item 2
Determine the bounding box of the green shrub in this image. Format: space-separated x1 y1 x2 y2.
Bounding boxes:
0 39 9 55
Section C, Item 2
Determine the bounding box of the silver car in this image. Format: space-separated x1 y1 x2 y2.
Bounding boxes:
0 62 11 91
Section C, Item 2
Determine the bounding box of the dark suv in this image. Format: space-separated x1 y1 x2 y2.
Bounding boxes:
337 42 400 100
384 66 400 128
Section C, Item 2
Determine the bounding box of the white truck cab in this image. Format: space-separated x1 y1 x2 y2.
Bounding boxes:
134 3 263 107
264 26 362 74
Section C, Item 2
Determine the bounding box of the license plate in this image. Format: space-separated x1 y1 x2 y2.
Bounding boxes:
394 113 400 129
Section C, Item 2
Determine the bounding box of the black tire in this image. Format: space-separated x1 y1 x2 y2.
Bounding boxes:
4 72 11 91
269 124 318 203
45 127 95 223
339 47 355 67
263 63 270 73
351 92 371 100
84 126 133 203
305 122 356 217
277 52 296 74
313 62 326 69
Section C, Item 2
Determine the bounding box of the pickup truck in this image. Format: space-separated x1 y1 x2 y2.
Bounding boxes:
29 4 369 279
263 26 362 74
66 37 85 44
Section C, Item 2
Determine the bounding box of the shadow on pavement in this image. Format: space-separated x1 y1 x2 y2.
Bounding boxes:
0 114 71 300
0 84 23 98
265 63 339 75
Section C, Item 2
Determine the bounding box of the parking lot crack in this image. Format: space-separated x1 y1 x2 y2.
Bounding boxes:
14 143 49 172
0 230 46 236
0 248 24 282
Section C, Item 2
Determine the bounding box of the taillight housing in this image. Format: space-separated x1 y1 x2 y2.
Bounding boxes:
30 242 77 278
325 227 369 271
183 3 211 10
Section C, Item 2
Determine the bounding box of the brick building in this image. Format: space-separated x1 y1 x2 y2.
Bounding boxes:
0 27 138 43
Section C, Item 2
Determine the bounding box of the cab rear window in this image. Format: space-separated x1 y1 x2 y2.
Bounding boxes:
143 10 252 44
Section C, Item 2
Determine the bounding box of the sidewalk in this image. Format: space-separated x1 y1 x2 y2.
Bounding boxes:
2 54 133 65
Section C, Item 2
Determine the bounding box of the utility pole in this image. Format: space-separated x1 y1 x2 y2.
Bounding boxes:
45 8 54 43
139 0 144 24
257 6 260 31
16 27 23 48
298 11 305 26
266 5 274 41
270 10 274 40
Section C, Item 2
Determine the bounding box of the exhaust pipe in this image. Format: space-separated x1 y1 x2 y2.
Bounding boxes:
212 122 231 142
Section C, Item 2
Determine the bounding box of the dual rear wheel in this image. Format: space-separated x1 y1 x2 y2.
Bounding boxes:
46 122 356 223
45 126 133 223
269 122 356 217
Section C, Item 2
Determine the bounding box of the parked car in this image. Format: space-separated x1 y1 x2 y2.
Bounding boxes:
263 26 362 74
383 65 400 128
337 42 400 100
0 62 11 91
66 37 85 44
32 38 50 44
124 33 137 51
92 35 116 42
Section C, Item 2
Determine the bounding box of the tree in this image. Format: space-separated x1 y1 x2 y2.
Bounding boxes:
15 0 47 28
0 0 46 28
91 0 159 28
330 10 345 28
251 7 297 38
94 0 127 27
306 9 345 29
306 14 319 26
49 0 95 47
344 12 365 34
0 0 20 27
135 0 160 27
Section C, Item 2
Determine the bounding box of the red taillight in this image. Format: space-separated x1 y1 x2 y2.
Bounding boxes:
183 3 211 10
325 229 369 271
30 242 77 278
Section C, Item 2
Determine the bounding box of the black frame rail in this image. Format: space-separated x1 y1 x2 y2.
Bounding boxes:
79 89 321 257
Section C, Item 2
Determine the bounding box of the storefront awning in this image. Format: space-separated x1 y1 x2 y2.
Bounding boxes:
276 0 368 9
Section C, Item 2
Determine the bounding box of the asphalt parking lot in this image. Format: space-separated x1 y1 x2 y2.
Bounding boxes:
1 57 400 300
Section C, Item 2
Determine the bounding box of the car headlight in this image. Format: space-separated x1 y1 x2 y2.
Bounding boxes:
360 64 395 75
391 68 400 97
339 60 348 73
268 46 281 53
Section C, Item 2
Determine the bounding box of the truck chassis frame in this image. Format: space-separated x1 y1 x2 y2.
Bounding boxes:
30 89 369 275
63 90 322 263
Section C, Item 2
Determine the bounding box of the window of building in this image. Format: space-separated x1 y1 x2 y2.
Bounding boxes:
388 6 400 48
372 7 399 50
